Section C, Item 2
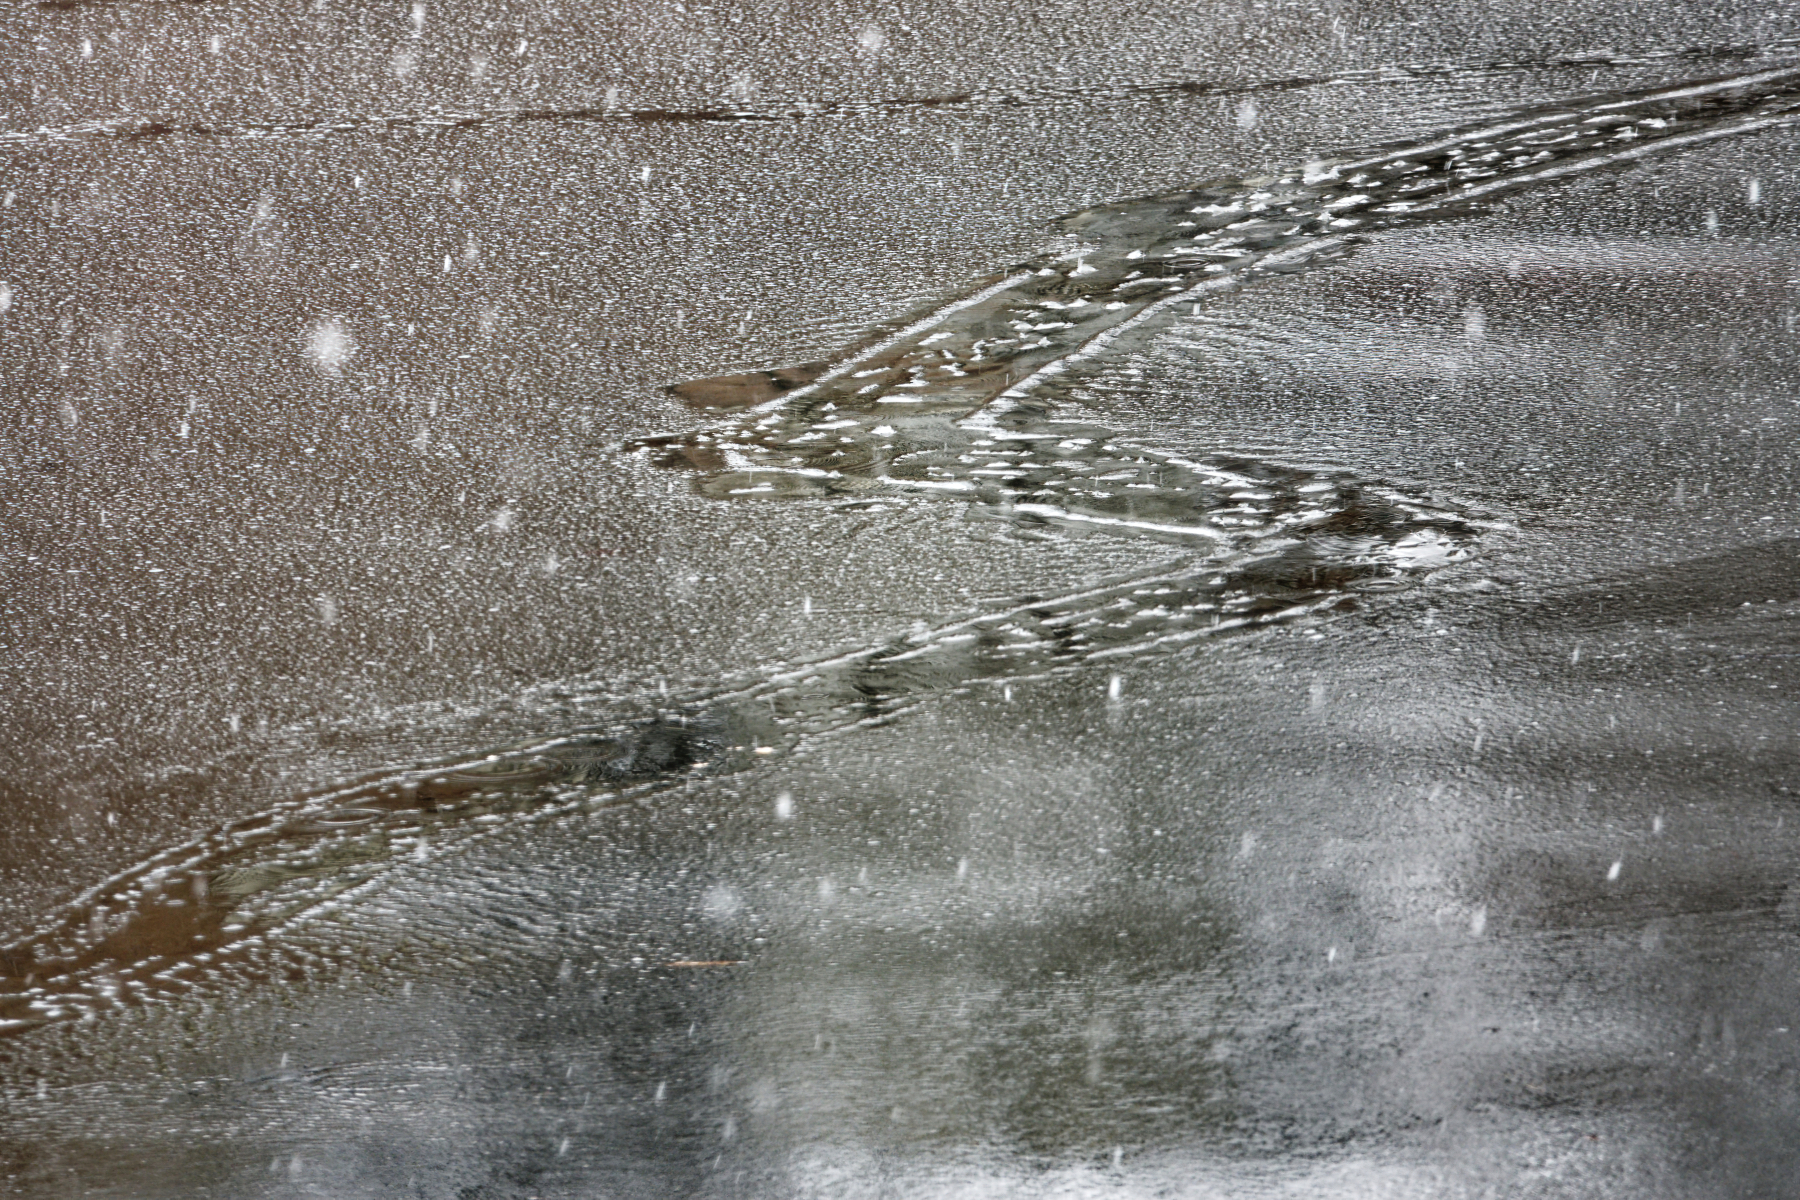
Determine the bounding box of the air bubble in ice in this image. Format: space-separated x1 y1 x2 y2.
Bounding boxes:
303 317 354 377
775 792 794 820
1463 301 1486 346
704 885 743 919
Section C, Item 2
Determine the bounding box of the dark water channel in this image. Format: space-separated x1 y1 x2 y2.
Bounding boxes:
6 5 1800 1197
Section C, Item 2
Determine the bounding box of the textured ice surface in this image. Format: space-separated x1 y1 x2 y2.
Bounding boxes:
10 63 1800 1041
9 18 1800 1198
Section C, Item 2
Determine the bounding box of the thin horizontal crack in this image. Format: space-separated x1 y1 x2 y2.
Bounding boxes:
0 39 1789 145
33 0 213 10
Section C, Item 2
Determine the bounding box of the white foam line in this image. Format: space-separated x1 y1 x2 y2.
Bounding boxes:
887 479 978 493
1335 63 1800 174
1085 614 1264 657
1009 502 1234 540
1589 62 1800 110
966 238 1349 431
726 271 1037 421
760 556 1212 687
1330 111 1592 174
1419 109 1800 208
879 634 983 665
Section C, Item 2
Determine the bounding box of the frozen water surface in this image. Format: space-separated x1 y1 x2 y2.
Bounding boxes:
6 2 1800 1196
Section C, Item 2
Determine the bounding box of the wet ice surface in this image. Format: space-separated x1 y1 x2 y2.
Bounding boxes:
8 16 1800 1200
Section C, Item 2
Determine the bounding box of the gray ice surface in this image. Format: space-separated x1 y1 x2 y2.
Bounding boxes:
5 1 1800 1196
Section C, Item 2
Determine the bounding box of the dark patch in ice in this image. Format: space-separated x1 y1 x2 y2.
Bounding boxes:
0 712 766 1037
668 362 830 410
1510 537 1800 632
